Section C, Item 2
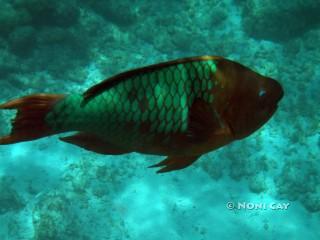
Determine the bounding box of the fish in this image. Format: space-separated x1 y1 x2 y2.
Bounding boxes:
0 56 284 173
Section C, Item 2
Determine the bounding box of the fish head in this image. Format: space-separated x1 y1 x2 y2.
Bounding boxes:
221 60 284 139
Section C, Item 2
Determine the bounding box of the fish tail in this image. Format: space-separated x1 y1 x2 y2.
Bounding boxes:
0 94 65 144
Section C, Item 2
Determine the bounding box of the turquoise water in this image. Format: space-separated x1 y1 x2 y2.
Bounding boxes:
0 0 319 239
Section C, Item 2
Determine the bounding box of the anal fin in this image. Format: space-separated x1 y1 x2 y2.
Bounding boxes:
60 132 129 155
149 155 200 173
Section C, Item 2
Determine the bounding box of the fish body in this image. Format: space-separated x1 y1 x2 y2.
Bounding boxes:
0 56 284 173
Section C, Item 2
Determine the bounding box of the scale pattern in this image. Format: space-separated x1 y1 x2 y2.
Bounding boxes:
46 59 217 142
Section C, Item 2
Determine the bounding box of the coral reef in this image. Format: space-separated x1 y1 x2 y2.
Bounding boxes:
276 160 320 211
248 173 267 193
12 0 80 28
32 191 74 240
0 0 88 85
30 154 136 239
200 153 225 180
238 0 320 41
0 176 25 214
0 0 319 238
81 0 139 27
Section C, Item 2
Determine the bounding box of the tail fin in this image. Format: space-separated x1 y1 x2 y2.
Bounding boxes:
0 94 65 144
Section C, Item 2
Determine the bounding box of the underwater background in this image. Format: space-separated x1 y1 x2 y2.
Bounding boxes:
0 0 319 239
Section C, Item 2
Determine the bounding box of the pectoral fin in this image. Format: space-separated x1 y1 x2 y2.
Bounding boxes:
60 132 129 155
187 98 233 142
149 155 200 173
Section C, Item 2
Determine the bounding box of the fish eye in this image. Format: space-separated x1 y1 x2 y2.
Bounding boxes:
258 89 266 97
258 88 269 108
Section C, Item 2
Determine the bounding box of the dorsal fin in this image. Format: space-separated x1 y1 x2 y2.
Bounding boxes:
82 56 222 105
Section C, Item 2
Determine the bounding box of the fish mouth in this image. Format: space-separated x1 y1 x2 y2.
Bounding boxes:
269 105 278 117
273 80 284 103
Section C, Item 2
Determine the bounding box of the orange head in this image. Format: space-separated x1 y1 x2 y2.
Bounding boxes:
217 59 284 140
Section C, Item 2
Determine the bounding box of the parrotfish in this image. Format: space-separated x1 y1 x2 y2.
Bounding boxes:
0 56 283 173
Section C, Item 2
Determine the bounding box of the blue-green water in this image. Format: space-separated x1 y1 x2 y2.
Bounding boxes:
0 0 319 239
